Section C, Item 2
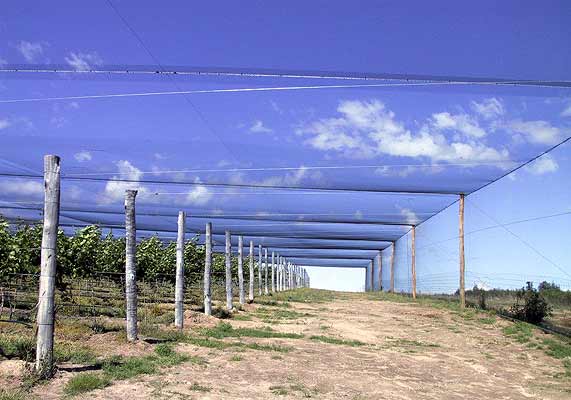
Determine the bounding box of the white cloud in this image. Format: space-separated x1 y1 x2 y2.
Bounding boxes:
431 112 486 138
354 210 363 220
0 119 10 130
50 116 68 128
399 207 420 225
0 179 43 197
0 57 7 66
509 120 562 145
525 154 559 175
16 41 44 62
65 51 103 71
298 100 509 164
74 151 92 162
68 101 80 110
561 104 571 118
99 160 148 204
249 120 273 134
185 184 212 205
471 98 504 120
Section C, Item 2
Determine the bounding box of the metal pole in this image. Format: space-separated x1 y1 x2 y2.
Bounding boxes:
35 155 60 377
204 223 212 315
174 211 185 329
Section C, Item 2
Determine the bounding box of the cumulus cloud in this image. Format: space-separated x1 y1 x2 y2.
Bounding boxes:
298 99 509 164
561 104 571 118
471 98 504 119
74 151 92 162
65 51 103 71
0 119 10 130
0 179 43 197
399 207 420 225
249 120 273 134
16 41 44 62
354 210 364 220
509 120 562 145
186 184 212 205
525 154 559 175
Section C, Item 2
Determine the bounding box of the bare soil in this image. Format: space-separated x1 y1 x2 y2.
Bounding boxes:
4 292 571 399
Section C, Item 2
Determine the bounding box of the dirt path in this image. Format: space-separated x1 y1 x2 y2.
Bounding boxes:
31 293 571 399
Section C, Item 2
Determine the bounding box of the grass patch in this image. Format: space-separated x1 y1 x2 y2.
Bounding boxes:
184 335 292 353
189 383 211 392
254 307 313 323
502 322 534 343
232 314 253 321
542 338 571 359
200 322 303 339
0 335 35 361
229 355 243 361
264 288 338 304
309 335 364 347
255 299 291 308
270 381 318 397
64 373 111 396
386 338 440 349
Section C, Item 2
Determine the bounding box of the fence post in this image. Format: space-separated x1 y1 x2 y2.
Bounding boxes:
271 252 276 293
390 242 395 292
174 211 185 330
35 154 61 377
411 226 416 299
124 190 138 342
225 231 233 310
248 241 254 302
238 236 245 305
459 194 466 308
377 251 382 291
204 223 212 315
264 248 269 295
258 245 263 296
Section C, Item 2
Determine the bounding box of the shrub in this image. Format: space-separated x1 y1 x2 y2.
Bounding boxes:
508 282 552 325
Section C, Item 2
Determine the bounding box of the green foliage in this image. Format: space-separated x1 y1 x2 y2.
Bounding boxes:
199 322 304 339
64 373 111 396
0 389 31 400
507 282 552 324
0 335 35 361
502 322 534 343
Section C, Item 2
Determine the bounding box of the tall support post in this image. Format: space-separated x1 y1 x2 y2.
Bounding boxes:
459 194 466 308
277 257 282 291
204 223 213 315
248 241 254 302
264 248 269 295
271 252 276 293
225 231 233 311
370 260 374 292
174 211 185 330
258 245 263 295
238 236 245 305
125 189 138 342
35 155 61 377
411 226 417 299
377 251 382 291
390 242 395 292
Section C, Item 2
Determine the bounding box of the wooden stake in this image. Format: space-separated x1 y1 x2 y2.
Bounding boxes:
390 242 395 292
377 251 383 291
204 223 212 315
248 241 254 302
238 236 245 305
459 194 466 308
258 245 263 295
124 190 138 342
174 211 185 330
411 226 417 299
225 230 233 311
264 248 269 295
271 251 276 293
35 155 61 377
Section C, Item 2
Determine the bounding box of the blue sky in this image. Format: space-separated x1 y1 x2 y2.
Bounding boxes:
1 1 570 292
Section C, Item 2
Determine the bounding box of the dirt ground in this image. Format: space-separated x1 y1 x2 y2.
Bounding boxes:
5 292 571 399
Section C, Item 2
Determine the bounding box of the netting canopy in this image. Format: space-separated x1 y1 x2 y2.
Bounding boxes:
1 1 570 273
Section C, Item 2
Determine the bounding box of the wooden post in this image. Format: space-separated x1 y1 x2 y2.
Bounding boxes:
271 251 276 293
225 230 233 311
174 211 185 330
264 248 269 295
35 155 60 377
238 236 245 305
248 241 254 302
411 226 417 299
258 245 263 296
370 261 374 291
377 251 382 291
204 223 212 315
390 242 395 292
124 189 138 342
459 194 466 308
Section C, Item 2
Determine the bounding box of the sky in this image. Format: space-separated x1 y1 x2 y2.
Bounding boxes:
0 1 570 292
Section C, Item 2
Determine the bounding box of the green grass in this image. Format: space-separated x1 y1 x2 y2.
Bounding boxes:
502 322 534 343
200 322 303 339
0 335 35 361
184 335 292 353
189 383 211 392
54 342 97 364
269 381 318 397
230 355 243 361
0 389 31 400
385 338 440 349
64 373 111 396
263 288 338 304
542 338 571 359
309 335 365 347
255 299 291 308
254 307 313 323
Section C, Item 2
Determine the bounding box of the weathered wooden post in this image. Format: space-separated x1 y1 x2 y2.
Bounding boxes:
390 242 395 292
411 226 417 299
370 261 374 292
271 251 276 293
459 194 466 308
248 241 254 302
238 236 245 305
377 251 382 291
204 223 212 315
264 248 269 295
125 189 138 342
258 245 263 295
174 211 185 329
35 155 61 377
225 230 233 310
